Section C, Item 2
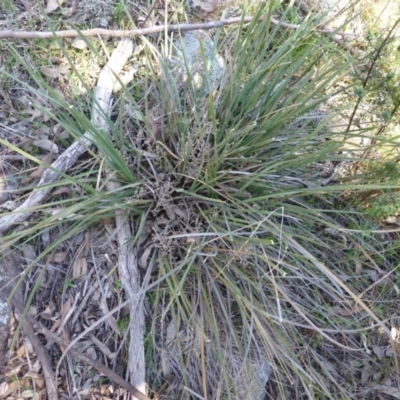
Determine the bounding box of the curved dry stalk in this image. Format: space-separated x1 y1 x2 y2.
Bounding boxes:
0 40 134 235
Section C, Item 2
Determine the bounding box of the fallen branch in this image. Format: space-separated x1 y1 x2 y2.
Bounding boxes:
107 176 146 399
0 40 134 234
0 14 354 47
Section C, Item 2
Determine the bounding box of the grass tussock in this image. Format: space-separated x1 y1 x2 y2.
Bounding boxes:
1 1 400 399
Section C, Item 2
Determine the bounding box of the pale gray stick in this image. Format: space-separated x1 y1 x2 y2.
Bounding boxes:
108 176 146 398
0 15 353 40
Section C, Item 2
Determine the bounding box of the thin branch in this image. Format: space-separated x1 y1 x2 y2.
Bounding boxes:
107 175 145 398
346 16 400 132
0 15 354 43
140 0 161 28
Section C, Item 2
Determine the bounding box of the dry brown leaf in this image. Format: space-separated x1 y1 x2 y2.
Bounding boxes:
22 154 53 183
51 187 72 197
61 329 71 352
72 257 87 279
23 371 40 379
0 383 7 397
16 345 25 358
24 337 34 354
21 389 35 398
32 392 40 400
71 38 88 50
40 66 60 78
50 319 61 333
45 0 65 14
61 296 71 321
40 304 55 318
385 216 400 225
46 251 67 263
31 360 41 374
33 139 58 154
33 379 44 390
0 380 20 399
56 130 69 139
52 123 61 134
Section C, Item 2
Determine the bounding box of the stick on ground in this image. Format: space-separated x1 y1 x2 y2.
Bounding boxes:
0 15 354 51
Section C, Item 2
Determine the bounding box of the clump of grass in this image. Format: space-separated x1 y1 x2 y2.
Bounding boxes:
1 1 400 399
128 3 398 398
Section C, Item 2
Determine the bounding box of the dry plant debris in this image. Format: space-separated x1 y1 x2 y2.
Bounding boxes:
1 0 400 399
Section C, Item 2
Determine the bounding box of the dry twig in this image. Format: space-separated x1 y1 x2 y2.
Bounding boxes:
107 176 146 398
0 15 354 47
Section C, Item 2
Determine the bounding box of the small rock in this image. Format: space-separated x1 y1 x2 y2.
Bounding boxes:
99 17 109 28
237 358 272 399
166 30 225 97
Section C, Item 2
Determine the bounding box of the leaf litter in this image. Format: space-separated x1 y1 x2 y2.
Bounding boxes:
1 0 400 399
